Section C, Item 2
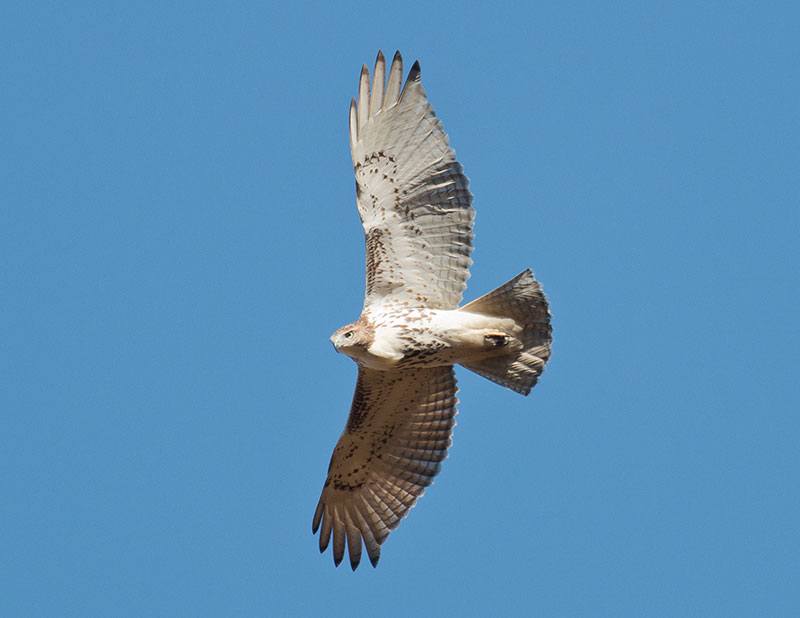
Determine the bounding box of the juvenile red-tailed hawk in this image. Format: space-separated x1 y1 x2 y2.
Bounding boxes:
313 51 552 570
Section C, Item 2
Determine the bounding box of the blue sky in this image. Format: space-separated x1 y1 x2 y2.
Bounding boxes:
3 2 799 616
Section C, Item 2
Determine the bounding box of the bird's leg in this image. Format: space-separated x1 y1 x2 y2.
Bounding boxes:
483 331 509 348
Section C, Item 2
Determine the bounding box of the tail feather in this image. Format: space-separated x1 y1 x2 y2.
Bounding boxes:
460 270 552 395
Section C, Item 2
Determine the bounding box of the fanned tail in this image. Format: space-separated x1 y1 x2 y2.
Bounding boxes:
459 270 552 395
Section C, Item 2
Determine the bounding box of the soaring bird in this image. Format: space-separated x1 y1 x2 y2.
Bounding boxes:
313 51 552 570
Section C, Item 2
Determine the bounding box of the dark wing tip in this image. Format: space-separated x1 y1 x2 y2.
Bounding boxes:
376 50 385 63
312 501 323 534
392 50 402 63
408 60 421 82
399 59 422 103
319 532 330 553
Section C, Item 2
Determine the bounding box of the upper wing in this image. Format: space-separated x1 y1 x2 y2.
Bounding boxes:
350 51 475 311
312 365 458 570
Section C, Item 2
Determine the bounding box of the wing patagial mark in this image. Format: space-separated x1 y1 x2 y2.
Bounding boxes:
364 227 387 298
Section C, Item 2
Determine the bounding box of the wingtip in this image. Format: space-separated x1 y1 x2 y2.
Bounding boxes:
392 50 402 63
312 501 323 534
376 49 385 63
398 59 422 102
408 60 421 81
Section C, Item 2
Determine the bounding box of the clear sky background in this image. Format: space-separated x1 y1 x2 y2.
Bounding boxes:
3 2 798 617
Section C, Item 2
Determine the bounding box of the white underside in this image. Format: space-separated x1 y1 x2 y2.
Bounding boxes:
355 309 520 370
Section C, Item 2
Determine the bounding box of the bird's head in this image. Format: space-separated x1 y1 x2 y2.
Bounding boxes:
330 318 374 359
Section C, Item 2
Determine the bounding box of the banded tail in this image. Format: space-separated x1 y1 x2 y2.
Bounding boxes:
460 269 552 395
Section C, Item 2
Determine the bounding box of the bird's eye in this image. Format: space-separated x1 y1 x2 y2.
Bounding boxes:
344 331 354 339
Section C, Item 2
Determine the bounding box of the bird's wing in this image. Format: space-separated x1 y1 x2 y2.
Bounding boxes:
312 365 458 570
350 51 474 311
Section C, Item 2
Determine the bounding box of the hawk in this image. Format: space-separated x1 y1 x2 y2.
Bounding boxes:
313 51 552 570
